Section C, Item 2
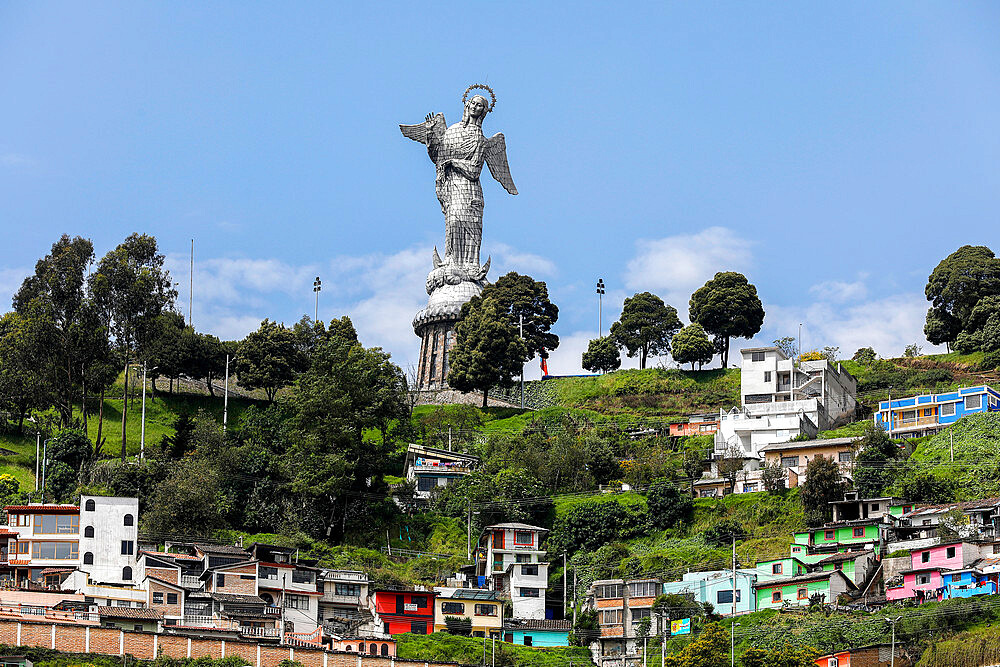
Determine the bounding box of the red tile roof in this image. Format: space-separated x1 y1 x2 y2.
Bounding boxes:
4 505 79 512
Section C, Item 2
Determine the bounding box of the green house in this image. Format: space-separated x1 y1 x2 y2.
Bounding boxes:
754 557 810 582
813 550 876 586
794 521 881 554
754 570 856 609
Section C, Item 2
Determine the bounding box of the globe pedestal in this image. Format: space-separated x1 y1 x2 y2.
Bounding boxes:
412 273 484 390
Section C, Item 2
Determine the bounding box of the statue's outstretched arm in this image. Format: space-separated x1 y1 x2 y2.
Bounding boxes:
484 133 517 195
399 113 446 146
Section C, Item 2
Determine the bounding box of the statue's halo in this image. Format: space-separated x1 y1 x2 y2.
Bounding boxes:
462 84 496 113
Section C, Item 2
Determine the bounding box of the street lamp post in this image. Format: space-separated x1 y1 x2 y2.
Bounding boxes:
139 363 158 460
223 354 230 433
313 277 322 321
596 279 606 337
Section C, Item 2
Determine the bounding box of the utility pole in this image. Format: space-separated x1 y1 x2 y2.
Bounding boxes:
572 567 577 626
34 432 40 491
223 354 230 433
950 431 954 462
563 553 568 616
730 622 740 667
140 362 148 459
885 616 901 667
519 314 524 409
731 533 737 617
467 503 472 560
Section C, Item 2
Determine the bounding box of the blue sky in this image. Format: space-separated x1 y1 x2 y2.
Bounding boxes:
2 2 999 378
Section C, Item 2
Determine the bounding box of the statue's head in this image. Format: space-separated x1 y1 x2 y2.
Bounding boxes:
461 84 496 126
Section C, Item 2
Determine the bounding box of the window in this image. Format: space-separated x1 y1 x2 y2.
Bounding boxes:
133 625 142 632
522 564 538 576
15 541 28 554
917 574 931 585
492 531 504 549
292 569 313 584
515 554 530 563
601 609 622 625
824 530 835 540
771 590 781 603
122 567 132 581
167 593 177 604
797 588 808 600
413 596 427 608
598 584 624 599
628 581 658 597
838 452 853 463
381 644 389 657
941 402 957 417
83 552 93 565
772 563 782 574
83 526 94 538
335 583 362 597
285 594 310 610
514 531 533 545
947 547 956 559
523 636 533 647
834 563 843 571
116 599 129 607
922 519 932 526
519 588 539 598
903 505 913 513
121 540 134 555
259 566 278 580
632 608 651 620
717 589 741 604
952 574 962 583
32 541 78 559
745 394 772 404
85 499 95 512
417 477 437 492
34 515 79 534
152 592 164 604
216 573 225 588
764 371 772 382
441 602 465 614
370 644 377 655
240 574 254 580
751 352 766 362
966 395 983 411
781 457 800 469
474 604 496 616
124 514 134 527
921 552 930 563
852 527 865 538
409 621 427 635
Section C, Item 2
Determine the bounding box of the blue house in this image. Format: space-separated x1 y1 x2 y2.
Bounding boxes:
942 568 997 599
502 619 572 647
661 569 756 615
874 385 1000 437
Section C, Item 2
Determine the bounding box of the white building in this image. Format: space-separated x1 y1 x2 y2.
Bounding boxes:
713 348 857 467
403 444 479 500
79 495 139 585
474 523 549 620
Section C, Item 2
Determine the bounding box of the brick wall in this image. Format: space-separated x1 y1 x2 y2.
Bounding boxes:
147 566 180 584
149 580 183 616
0 618 469 667
214 563 258 595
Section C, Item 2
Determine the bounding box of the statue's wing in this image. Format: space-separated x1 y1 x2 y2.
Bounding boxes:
399 114 446 145
484 133 517 195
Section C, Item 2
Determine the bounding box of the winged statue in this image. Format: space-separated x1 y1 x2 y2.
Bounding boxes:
400 85 516 277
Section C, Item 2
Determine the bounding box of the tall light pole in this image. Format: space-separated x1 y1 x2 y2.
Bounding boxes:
519 314 524 409
596 279 606 337
139 363 157 460
730 621 740 667
797 323 802 361
223 354 230 433
313 277 322 321
885 616 901 667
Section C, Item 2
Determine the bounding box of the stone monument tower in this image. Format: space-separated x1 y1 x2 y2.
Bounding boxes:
400 85 517 390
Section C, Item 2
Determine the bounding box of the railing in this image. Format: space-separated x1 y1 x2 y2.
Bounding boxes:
322 571 367 583
321 594 362 605
180 615 239 630
180 575 203 588
241 626 280 638
263 606 281 616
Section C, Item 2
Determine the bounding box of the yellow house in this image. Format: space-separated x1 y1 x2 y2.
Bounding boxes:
434 589 503 638
758 436 857 487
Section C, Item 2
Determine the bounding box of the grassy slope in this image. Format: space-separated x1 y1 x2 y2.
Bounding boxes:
397 632 591 667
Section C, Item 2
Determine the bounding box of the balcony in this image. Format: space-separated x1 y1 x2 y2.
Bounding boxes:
241 625 280 639
180 575 203 589
321 594 362 605
179 616 239 630
263 606 281 616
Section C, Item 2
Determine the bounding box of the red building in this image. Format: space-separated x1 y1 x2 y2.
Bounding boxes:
668 414 718 438
372 589 437 635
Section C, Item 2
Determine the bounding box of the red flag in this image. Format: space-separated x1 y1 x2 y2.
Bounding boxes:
540 351 549 376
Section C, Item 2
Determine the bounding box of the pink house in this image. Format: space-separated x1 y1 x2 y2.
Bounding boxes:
886 541 984 602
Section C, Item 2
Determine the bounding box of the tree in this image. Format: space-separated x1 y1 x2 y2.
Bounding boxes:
672 323 716 370
0 310 55 433
689 272 765 368
761 461 786 493
143 458 223 536
13 235 95 425
662 623 728 667
925 245 1000 346
900 471 955 503
89 233 176 458
610 292 682 369
773 336 797 359
717 442 745 494
703 519 746 548
800 455 845 526
185 332 229 396
463 272 559 360
443 616 473 636
142 311 188 392
903 343 922 358
852 347 877 365
646 478 693 529
741 645 821 667
852 423 900 498
448 298 529 407
235 319 302 402
582 336 621 374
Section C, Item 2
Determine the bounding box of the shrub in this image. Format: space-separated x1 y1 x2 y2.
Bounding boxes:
646 479 693 530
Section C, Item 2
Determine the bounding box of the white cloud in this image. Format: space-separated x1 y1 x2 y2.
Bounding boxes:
488 243 556 277
809 279 868 303
624 226 754 308
753 293 942 360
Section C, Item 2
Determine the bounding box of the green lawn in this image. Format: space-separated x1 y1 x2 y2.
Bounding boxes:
397 632 592 667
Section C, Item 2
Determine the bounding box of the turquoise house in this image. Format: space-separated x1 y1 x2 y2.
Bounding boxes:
502 619 572 647
661 569 756 615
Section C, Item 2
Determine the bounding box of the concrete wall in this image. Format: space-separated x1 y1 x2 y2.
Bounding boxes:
0 617 459 667
79 496 139 585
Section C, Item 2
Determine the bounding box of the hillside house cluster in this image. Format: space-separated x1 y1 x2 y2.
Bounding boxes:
873 385 1000 438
